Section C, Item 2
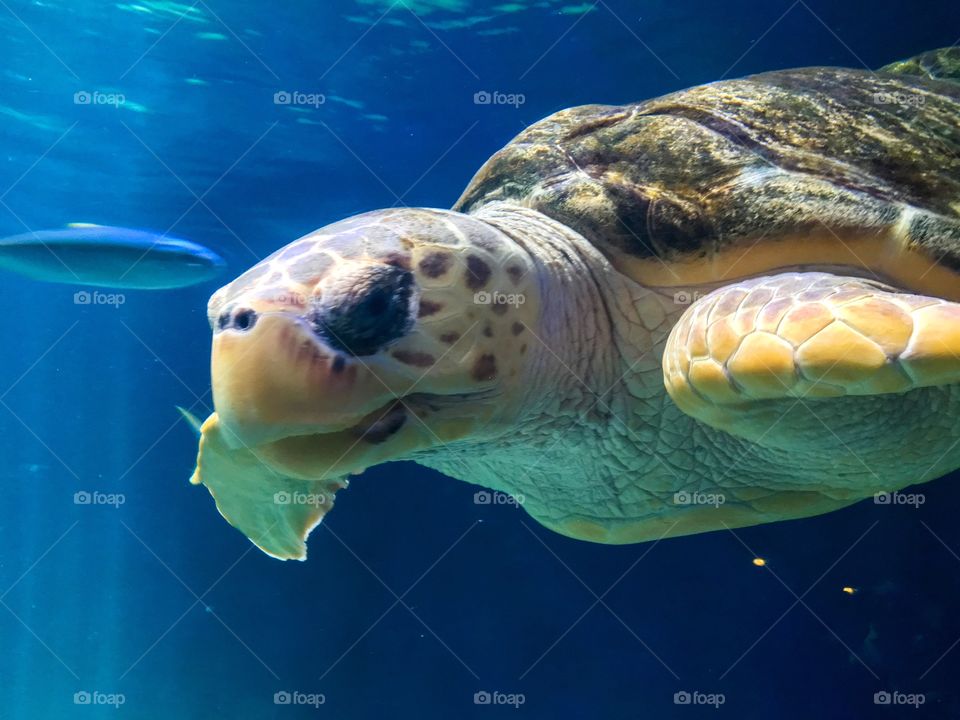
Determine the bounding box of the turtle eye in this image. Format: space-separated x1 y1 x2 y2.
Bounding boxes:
313 265 415 356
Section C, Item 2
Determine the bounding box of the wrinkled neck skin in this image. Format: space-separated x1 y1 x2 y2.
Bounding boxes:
412 203 695 525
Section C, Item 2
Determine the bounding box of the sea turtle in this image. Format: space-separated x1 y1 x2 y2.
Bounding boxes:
189 47 960 560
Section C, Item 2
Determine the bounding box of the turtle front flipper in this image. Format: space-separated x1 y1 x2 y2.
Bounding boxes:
190 413 335 560
663 272 960 442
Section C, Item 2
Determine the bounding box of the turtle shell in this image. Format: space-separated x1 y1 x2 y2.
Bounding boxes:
454 61 960 295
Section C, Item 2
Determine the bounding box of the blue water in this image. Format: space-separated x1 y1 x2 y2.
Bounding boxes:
1 0 959 717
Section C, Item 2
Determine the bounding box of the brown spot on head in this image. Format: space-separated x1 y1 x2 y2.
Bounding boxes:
383 253 412 271
520 343 527 354
472 353 497 382
418 300 443 317
465 255 491 291
418 251 453 278
331 355 346 373
392 350 436 368
511 322 525 336
439 331 460 344
491 298 509 315
506 265 524 285
483 324 493 338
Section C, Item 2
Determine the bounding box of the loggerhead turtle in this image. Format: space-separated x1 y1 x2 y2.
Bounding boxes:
189 47 960 560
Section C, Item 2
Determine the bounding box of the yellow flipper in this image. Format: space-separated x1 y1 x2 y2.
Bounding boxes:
664 273 960 432
190 413 336 560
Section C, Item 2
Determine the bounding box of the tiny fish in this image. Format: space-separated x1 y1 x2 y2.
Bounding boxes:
0 223 226 289
752 557 767 567
842 586 858 595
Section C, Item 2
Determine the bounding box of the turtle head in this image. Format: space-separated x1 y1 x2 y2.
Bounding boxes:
205 208 540 481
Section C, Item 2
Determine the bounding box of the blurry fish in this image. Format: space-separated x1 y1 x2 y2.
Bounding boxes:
752 557 768 567
0 223 226 289
842 586 858 595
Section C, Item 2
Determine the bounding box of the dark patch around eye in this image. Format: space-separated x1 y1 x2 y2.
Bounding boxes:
313 265 415 356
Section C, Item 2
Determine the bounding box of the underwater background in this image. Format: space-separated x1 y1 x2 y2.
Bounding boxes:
1 0 959 717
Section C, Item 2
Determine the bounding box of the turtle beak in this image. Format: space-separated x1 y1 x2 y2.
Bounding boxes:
210 311 397 449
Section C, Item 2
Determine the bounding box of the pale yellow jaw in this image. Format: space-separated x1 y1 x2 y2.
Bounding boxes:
211 312 399 448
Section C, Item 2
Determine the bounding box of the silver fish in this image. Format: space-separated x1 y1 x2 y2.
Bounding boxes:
0 223 226 289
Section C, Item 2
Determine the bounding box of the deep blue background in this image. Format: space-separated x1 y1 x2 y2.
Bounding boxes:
0 0 959 717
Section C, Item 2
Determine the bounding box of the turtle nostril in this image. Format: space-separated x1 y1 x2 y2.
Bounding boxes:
233 308 257 331
217 312 230 330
